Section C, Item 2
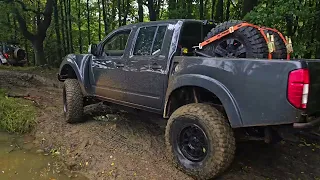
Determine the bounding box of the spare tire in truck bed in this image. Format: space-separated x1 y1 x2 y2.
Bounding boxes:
263 29 287 59
202 20 269 59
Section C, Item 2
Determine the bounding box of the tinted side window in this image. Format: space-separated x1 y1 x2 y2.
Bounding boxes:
133 26 157 55
152 26 167 55
104 30 131 56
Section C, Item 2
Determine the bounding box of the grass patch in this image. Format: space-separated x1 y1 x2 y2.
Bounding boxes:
0 89 37 134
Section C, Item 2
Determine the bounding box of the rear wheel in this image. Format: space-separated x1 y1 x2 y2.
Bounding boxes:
165 103 235 179
63 79 84 123
203 20 269 59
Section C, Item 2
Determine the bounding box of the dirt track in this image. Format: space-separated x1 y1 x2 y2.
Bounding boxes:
1 69 320 180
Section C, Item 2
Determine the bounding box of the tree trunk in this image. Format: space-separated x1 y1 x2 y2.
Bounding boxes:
68 0 73 52
111 0 117 29
122 0 130 25
200 0 204 19
53 0 62 62
211 0 216 20
215 0 223 22
13 19 17 41
186 0 192 18
77 0 83 53
315 1 320 58
102 0 108 35
59 0 66 56
32 40 46 65
87 0 91 44
137 0 143 22
98 0 102 41
147 0 156 21
117 0 121 27
242 0 258 18
63 0 70 53
226 0 231 21
168 0 176 19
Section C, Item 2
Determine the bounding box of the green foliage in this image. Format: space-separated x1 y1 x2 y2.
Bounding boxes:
244 0 320 58
0 89 37 134
0 0 319 64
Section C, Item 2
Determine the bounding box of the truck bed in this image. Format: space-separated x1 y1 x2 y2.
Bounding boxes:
170 56 320 127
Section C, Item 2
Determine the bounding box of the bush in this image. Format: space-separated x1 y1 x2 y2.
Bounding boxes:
0 89 36 133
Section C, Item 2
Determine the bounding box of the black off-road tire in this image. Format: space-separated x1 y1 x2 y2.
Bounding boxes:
264 30 287 59
165 103 235 179
63 79 84 123
203 20 269 59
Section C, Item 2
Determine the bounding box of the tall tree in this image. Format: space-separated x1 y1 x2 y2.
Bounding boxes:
77 0 83 53
137 0 143 22
87 0 91 44
211 0 216 20
215 0 223 22
53 0 62 61
226 0 231 21
3 0 54 65
63 0 70 53
98 0 102 41
242 0 258 18
199 0 204 19
102 0 108 35
68 0 73 52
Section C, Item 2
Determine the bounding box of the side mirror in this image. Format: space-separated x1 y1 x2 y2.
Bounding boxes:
88 44 97 55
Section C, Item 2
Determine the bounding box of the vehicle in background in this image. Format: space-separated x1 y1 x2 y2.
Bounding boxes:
0 42 27 66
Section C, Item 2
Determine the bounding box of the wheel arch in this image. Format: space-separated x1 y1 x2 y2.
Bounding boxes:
58 55 92 96
164 74 243 128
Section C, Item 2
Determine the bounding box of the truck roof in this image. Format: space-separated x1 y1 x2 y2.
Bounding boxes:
117 19 204 30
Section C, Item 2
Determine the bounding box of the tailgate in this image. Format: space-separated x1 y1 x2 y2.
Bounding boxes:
306 60 320 115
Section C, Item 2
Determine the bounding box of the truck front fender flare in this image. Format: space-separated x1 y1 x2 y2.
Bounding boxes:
58 54 92 95
164 74 243 127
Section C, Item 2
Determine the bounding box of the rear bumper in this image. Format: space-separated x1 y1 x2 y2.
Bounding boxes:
293 117 320 129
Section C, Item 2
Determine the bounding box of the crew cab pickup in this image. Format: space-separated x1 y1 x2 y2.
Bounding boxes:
58 19 320 180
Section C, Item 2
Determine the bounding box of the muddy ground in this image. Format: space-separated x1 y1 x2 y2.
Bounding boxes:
0 68 320 180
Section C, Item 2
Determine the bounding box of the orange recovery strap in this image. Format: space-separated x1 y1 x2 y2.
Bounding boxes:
199 22 292 60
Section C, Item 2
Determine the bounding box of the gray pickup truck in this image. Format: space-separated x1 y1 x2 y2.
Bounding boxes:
58 19 320 179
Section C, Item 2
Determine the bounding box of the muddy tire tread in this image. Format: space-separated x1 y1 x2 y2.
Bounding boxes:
64 79 84 123
165 103 235 179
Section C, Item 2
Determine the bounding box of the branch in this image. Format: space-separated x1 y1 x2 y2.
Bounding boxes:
12 8 35 41
14 0 44 15
38 0 54 38
0 0 44 15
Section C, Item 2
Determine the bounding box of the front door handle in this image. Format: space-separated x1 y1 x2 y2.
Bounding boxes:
151 63 162 70
115 63 124 68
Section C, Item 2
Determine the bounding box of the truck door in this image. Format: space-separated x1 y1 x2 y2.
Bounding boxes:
91 29 132 102
125 25 170 111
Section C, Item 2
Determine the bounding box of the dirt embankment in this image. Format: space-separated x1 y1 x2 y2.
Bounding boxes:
0 68 320 180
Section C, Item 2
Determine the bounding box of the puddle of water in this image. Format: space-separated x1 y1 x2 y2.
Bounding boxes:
0 131 88 180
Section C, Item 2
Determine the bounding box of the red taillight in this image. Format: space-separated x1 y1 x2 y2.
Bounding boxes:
287 69 309 109
3 53 9 59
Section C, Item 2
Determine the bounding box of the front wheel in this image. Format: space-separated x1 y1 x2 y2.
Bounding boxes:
63 79 84 123
165 103 235 179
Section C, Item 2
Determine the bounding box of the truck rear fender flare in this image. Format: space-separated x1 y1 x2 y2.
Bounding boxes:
164 74 243 127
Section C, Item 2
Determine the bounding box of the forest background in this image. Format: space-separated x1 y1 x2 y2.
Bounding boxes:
0 0 319 66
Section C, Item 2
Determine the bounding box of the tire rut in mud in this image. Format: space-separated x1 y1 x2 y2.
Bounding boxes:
0 70 61 89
